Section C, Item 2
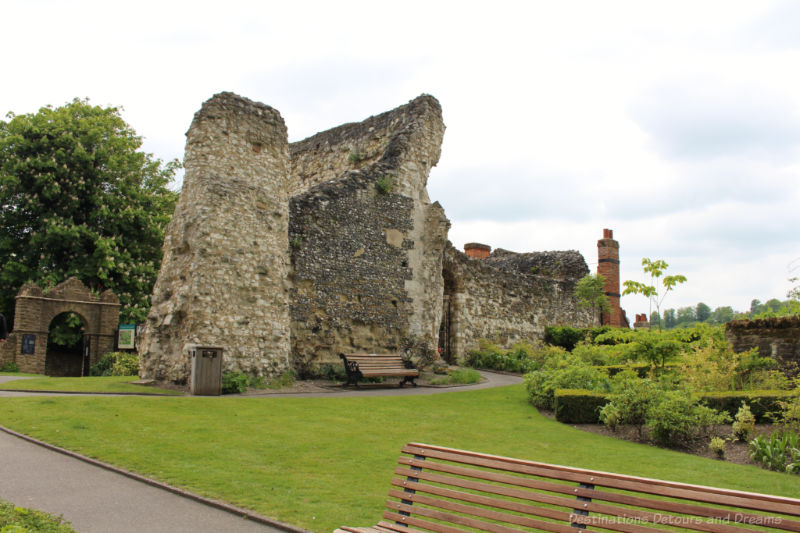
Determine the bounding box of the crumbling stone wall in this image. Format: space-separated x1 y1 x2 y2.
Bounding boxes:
726 316 800 377
139 93 292 382
442 244 594 360
289 96 449 370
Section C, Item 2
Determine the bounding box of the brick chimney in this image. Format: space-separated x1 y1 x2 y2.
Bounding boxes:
464 242 491 259
597 229 625 327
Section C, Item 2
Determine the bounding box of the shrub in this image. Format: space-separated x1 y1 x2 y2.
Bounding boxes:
543 326 585 351
110 352 139 376
375 175 393 194
0 499 76 532
698 390 793 422
645 390 730 447
221 371 249 394
749 430 800 473
267 370 296 389
524 355 608 410
466 340 556 373
732 403 756 441
599 401 621 431
90 352 138 377
605 372 661 438
554 389 608 423
0 362 20 372
709 437 726 459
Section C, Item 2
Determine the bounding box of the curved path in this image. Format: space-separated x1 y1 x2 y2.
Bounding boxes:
0 371 522 531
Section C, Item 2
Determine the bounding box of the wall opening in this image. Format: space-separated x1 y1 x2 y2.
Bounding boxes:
438 266 459 364
46 312 87 377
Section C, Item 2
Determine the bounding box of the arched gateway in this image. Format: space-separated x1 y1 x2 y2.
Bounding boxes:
0 278 120 375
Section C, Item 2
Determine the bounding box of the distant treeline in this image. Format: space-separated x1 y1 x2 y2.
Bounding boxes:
650 298 800 329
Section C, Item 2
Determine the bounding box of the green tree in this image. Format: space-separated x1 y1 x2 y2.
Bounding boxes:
650 310 661 329
676 306 696 326
663 308 676 329
0 98 179 327
622 258 687 331
695 302 711 322
573 273 610 325
709 306 735 324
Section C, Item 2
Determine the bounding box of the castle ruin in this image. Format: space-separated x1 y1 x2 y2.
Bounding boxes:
140 93 601 382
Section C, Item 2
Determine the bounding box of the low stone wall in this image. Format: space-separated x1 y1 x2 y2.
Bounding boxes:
442 244 594 361
726 316 800 377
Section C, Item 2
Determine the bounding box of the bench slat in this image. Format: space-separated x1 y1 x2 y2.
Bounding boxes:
395 461 800 532
402 444 800 517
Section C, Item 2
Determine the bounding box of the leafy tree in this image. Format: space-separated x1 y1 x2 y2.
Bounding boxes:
650 311 660 329
573 273 610 325
676 306 696 326
709 306 735 324
0 98 179 327
663 308 676 329
623 258 687 331
695 302 711 322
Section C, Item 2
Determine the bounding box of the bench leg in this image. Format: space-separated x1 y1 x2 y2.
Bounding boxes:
400 376 417 387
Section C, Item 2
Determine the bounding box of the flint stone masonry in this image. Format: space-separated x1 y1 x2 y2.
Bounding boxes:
139 93 292 382
726 316 800 378
289 95 449 369
141 92 603 382
441 244 593 360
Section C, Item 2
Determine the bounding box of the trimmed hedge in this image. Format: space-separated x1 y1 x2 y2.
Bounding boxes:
552 388 793 424
554 389 608 423
698 390 794 422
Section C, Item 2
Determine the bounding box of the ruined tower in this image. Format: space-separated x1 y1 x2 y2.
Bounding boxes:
597 228 626 327
139 93 292 381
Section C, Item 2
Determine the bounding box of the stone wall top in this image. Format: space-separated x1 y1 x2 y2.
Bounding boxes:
483 249 589 281
727 316 800 331
289 94 443 197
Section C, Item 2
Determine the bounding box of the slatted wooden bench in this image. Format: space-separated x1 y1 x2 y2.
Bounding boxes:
339 353 418 387
336 442 800 533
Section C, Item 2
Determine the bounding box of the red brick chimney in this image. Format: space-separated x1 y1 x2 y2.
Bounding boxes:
464 242 491 259
597 229 625 327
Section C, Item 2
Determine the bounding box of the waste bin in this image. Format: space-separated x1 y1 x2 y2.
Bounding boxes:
186 344 224 396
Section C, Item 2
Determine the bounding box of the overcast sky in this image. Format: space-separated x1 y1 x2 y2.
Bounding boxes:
3 0 799 319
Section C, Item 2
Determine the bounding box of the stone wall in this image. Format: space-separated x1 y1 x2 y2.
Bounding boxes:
289 95 449 371
139 93 292 382
0 278 119 374
442 244 595 361
726 316 800 377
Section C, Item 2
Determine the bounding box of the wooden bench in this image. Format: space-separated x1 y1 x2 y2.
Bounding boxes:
336 442 800 533
339 353 418 387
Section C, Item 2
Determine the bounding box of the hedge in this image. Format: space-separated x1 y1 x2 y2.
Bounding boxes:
554 389 608 423
698 390 794 422
553 388 793 424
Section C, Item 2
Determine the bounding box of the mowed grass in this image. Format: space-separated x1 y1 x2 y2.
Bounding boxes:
1 384 799 532
0 375 183 395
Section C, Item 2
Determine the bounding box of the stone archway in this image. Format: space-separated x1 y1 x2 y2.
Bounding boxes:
2 278 120 375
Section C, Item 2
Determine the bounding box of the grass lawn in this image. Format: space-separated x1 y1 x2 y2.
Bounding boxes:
1 384 798 532
0 375 183 395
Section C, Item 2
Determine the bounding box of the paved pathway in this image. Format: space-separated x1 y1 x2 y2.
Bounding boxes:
0 371 522 531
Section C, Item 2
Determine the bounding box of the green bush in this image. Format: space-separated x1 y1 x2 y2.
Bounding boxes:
646 390 730 447
732 403 756 441
90 352 138 377
544 326 612 351
524 354 608 410
604 372 661 437
0 361 20 372
749 430 800 473
221 371 249 394
554 389 608 423
0 498 76 532
465 340 557 373
698 390 793 422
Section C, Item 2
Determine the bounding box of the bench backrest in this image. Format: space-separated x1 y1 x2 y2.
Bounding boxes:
384 442 800 533
341 354 411 371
